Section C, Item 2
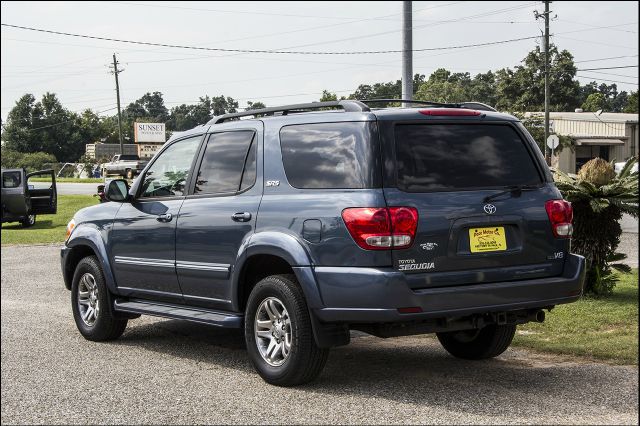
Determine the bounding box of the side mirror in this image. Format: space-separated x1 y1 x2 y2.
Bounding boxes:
105 179 130 202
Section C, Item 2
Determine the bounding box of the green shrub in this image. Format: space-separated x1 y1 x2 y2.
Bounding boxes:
0 148 58 172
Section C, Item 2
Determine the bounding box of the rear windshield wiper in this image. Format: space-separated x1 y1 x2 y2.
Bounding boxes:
483 184 540 203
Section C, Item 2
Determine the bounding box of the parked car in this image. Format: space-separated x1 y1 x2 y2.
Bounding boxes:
102 154 147 179
61 100 585 386
1 168 57 227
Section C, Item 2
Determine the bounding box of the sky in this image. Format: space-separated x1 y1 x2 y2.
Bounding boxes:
1 1 638 123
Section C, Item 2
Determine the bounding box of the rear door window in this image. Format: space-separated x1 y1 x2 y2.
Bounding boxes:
195 131 256 194
280 122 378 189
395 124 542 192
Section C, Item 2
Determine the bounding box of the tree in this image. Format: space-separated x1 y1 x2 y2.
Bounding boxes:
0 92 93 162
246 101 266 110
348 74 425 100
623 91 638 113
319 90 338 102
123 91 169 141
581 93 608 112
415 68 472 104
168 97 214 131
210 95 238 116
494 44 580 112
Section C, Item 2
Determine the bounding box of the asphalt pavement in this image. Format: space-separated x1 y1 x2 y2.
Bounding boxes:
1 245 638 424
55 182 100 195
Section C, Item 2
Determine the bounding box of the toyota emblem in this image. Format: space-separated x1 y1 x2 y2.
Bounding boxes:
483 204 497 215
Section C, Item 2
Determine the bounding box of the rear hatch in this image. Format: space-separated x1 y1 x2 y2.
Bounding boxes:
380 115 568 289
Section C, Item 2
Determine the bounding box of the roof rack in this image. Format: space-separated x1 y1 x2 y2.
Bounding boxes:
207 100 370 125
361 99 497 112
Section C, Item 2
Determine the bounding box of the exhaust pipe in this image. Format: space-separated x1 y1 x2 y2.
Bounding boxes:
535 310 546 323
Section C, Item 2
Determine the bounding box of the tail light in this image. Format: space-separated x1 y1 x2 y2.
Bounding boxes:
545 200 573 238
341 207 418 250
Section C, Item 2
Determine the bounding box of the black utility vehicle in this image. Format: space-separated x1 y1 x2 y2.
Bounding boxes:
1 168 57 227
61 100 585 386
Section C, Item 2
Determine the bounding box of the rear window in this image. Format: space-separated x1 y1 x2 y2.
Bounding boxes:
2 171 21 188
280 122 378 189
395 124 542 192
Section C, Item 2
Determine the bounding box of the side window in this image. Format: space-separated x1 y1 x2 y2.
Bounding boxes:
195 131 256 194
280 122 377 189
139 136 201 198
2 171 22 188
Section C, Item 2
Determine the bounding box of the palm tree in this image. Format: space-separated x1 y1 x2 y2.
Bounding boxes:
554 156 638 295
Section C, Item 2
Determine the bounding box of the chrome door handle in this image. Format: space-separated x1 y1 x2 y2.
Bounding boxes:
156 213 173 222
231 212 252 222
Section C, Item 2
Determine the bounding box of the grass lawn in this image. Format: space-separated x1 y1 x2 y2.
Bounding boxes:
513 269 639 365
29 177 103 183
1 195 98 245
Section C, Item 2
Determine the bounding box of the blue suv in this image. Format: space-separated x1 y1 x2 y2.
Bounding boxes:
61 100 585 386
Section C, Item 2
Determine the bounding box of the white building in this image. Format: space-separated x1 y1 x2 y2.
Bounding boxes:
528 112 639 173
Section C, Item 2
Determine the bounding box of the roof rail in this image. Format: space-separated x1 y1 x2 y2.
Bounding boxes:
362 99 460 108
457 102 497 112
207 100 370 125
361 99 497 112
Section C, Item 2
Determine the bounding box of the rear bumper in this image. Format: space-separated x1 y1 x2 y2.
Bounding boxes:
312 254 585 323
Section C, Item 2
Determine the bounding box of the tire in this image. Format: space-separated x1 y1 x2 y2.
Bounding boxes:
125 169 133 180
71 256 127 341
436 324 516 360
21 214 36 227
245 274 329 386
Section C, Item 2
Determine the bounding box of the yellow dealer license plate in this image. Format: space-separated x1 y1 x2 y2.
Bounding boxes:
469 227 507 253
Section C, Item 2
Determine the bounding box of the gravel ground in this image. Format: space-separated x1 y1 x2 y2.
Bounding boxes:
1 245 638 425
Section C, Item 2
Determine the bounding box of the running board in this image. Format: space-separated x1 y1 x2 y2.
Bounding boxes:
113 299 243 328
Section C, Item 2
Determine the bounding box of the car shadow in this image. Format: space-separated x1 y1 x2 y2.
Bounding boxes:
113 318 635 417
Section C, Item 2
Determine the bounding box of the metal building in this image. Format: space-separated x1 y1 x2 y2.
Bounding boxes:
543 112 638 173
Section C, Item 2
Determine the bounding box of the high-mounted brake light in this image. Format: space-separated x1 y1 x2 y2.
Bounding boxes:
545 200 573 238
419 108 482 116
341 207 418 250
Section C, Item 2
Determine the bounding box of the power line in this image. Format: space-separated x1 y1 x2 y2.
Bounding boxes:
574 55 639 63
554 35 637 50
557 19 638 34
576 65 638 71
0 23 541 55
576 74 638 85
578 70 638 79
556 22 638 35
252 2 539 52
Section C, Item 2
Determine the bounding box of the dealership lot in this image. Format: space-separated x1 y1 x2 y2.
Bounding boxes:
1 245 638 424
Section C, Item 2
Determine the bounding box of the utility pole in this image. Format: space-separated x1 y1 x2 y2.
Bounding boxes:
535 1 552 164
540 1 552 165
110 53 124 155
544 1 551 165
401 1 413 107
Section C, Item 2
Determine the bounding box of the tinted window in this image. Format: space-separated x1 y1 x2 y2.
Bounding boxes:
195 131 256 194
139 136 201 198
395 124 541 192
280 122 377 189
2 171 21 188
